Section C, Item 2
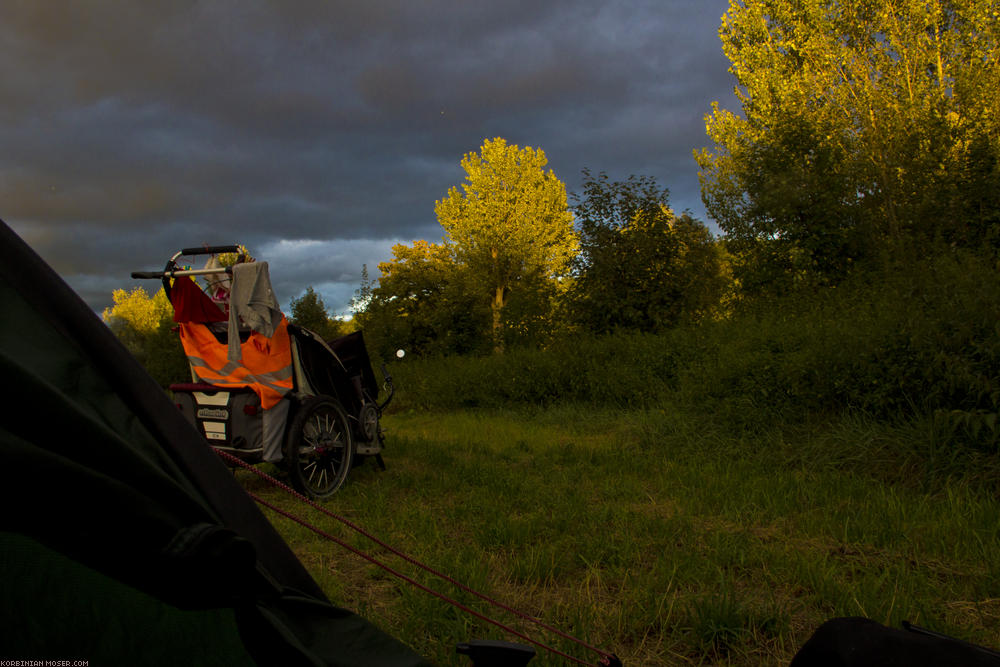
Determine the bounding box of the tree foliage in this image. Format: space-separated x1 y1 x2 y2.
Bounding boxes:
435 137 578 352
697 0 1000 291
354 242 489 359
102 286 188 387
103 286 172 337
571 170 730 332
289 286 348 341
357 161 732 357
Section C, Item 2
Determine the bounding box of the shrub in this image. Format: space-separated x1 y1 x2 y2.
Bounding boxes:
389 249 1000 446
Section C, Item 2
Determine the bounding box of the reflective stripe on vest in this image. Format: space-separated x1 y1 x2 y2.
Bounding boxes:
178 316 294 409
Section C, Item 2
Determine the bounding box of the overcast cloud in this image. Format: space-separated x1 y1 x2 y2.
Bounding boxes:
2 1 738 316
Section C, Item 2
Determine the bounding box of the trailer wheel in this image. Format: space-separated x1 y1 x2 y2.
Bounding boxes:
286 396 354 499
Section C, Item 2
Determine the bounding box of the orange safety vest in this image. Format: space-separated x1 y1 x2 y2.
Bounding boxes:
178 315 294 409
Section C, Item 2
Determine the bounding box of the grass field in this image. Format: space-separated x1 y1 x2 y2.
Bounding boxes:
246 406 1000 666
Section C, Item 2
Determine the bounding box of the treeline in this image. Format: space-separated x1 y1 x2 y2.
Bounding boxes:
355 164 729 359
390 249 1000 435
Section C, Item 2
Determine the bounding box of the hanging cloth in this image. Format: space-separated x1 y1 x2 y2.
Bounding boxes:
170 276 228 323
228 262 281 363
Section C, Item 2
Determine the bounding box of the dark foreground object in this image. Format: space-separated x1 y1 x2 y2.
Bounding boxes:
456 640 536 667
790 617 1000 667
0 218 428 665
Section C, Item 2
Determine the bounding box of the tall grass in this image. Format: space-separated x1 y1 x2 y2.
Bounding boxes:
388 250 1000 474
253 406 1000 665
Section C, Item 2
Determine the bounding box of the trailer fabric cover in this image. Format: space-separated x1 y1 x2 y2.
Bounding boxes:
0 218 429 667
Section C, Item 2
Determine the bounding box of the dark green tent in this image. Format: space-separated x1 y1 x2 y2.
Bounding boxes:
0 218 430 667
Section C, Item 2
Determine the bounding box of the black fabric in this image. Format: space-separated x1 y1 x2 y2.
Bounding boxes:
327 330 380 400
0 219 429 667
289 324 365 410
1 531 257 666
239 594 431 667
790 617 1000 667
0 285 241 609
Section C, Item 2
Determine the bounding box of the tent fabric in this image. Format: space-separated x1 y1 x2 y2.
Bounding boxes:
790 617 1000 666
3 531 258 666
0 218 429 667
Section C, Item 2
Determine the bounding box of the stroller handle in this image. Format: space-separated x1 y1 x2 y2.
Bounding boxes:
180 245 241 256
131 267 233 280
131 244 242 299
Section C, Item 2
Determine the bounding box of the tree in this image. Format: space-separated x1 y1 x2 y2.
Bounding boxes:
570 170 729 332
435 137 578 352
696 0 1000 291
102 286 188 387
289 287 346 341
354 241 489 358
103 286 173 335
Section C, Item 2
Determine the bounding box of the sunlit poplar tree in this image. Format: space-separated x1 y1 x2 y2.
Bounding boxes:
696 0 1000 290
435 137 577 352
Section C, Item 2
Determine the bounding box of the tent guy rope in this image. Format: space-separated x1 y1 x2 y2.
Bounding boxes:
214 448 622 667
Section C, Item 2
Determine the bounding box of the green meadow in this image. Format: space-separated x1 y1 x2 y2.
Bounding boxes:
249 405 999 665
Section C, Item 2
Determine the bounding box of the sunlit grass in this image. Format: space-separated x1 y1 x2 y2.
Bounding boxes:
249 406 1000 666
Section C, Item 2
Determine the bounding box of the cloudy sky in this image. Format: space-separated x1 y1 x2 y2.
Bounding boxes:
2 1 738 317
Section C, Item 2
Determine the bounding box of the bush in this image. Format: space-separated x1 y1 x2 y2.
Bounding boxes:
389 332 681 411
389 249 1000 447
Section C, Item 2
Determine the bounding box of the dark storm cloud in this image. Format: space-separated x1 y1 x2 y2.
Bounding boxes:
2 1 737 313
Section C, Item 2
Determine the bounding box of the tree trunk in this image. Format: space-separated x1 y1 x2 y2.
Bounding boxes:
491 285 505 354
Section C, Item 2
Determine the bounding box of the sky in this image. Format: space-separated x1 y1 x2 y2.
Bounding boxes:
2 1 739 317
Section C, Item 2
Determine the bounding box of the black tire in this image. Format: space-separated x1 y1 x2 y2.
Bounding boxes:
285 396 354 499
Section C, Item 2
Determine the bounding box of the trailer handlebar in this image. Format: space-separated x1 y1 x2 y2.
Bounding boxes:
180 245 241 256
131 267 234 280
